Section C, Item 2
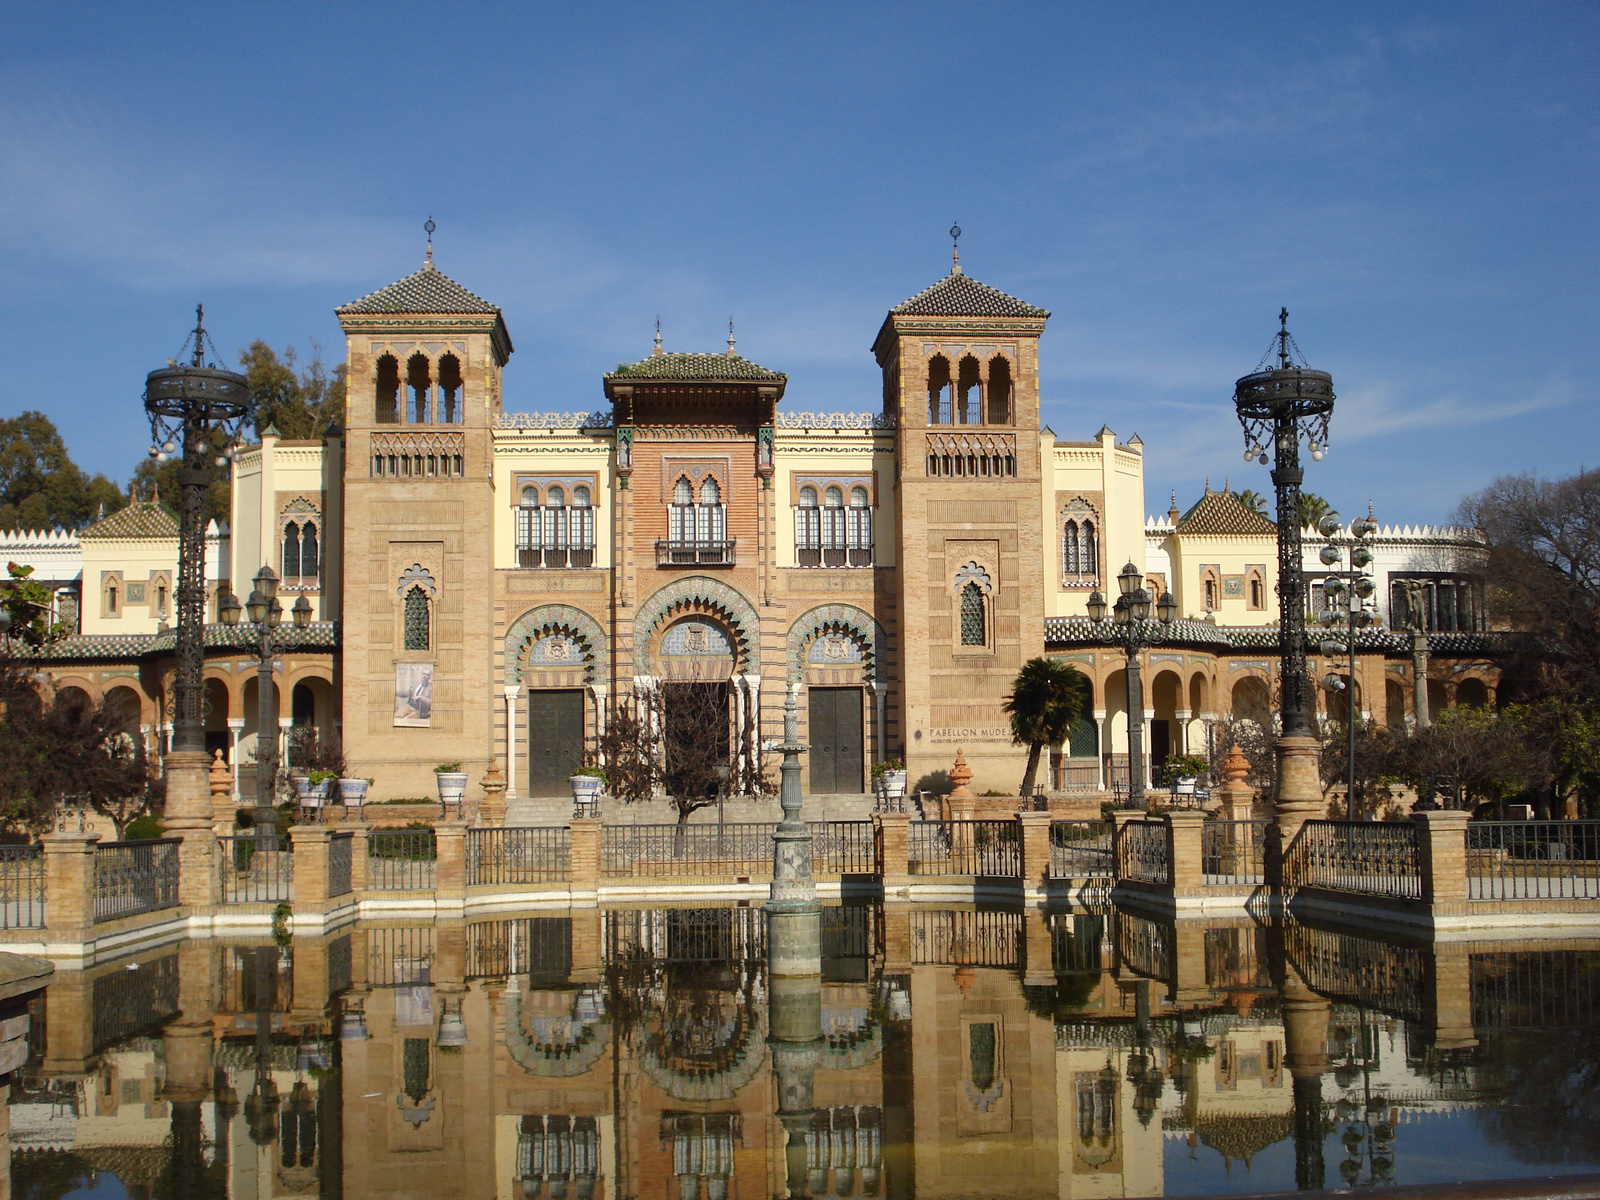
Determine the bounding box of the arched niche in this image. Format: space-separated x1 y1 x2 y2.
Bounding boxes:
634 578 759 676
505 605 608 687
786 604 889 686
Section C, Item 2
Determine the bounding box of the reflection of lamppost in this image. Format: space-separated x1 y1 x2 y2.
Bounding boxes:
1315 508 1378 817
1233 310 1336 832
1088 563 1176 811
220 567 311 845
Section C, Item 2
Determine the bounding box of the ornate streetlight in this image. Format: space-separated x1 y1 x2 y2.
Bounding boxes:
1233 310 1335 833
143 308 251 772
219 567 311 845
1316 508 1379 817
1088 561 1177 810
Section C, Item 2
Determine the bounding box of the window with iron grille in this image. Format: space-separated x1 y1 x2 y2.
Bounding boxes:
403 586 430 651
516 484 595 568
794 484 872 567
795 486 821 566
282 520 320 586
960 582 986 646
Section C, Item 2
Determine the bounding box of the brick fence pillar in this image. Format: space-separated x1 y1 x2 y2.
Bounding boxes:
338 823 370 892
42 831 99 934
1413 809 1469 919
874 813 911 893
289 827 332 916
569 819 602 900
435 822 468 912
1110 809 1144 882
1167 812 1206 899
1017 812 1053 895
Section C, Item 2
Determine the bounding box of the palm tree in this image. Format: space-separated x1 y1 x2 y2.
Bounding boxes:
1003 657 1090 796
1236 489 1269 518
1298 491 1332 530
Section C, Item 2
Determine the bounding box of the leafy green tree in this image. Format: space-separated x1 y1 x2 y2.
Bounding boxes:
1003 657 1089 795
240 340 346 439
128 455 231 528
0 411 123 531
1236 489 1269 519
0 562 65 646
1297 491 1332 530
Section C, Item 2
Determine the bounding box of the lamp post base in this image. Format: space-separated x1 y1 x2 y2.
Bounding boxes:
162 750 219 907
1268 734 1323 889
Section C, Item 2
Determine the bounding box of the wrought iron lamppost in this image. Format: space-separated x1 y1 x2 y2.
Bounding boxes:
1233 309 1336 835
1315 508 1379 817
219 567 311 845
1087 562 1176 811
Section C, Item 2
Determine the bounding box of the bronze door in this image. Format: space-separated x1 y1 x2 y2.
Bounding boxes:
527 689 584 796
808 687 864 794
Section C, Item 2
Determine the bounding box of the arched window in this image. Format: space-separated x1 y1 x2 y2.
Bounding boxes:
957 356 982 425
1061 515 1098 583
106 582 119 616
847 486 873 566
822 485 846 566
375 354 400 424
987 356 1012 424
1063 519 1080 576
669 476 694 544
927 356 953 425
407 354 431 424
437 353 463 424
543 485 568 568
403 586 430 651
1249 575 1264 609
796 486 820 566
1204 577 1217 611
697 477 724 544
517 485 541 567
1082 520 1097 581
282 523 301 579
282 521 321 585
960 582 986 646
570 485 594 567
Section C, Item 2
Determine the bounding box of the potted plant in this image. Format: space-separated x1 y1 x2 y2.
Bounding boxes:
434 762 468 814
338 774 373 815
570 765 606 817
1166 753 1211 795
871 757 908 804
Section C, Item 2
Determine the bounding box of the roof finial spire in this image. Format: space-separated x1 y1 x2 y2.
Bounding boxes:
726 316 736 358
1277 306 1290 369
1168 491 1180 524
950 222 962 275
424 216 436 266
652 316 663 357
191 304 205 367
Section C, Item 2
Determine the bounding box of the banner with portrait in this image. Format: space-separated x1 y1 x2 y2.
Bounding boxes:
394 663 433 727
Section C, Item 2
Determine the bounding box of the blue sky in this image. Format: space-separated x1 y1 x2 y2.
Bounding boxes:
2 1 1594 525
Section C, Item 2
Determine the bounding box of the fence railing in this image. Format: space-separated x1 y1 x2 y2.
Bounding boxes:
0 845 44 928
94 839 180 923
1466 820 1600 900
467 827 571 886
907 821 1022 877
1052 760 1101 792
809 821 875 875
1202 820 1269 886
328 833 354 898
1290 820 1422 900
217 837 294 904
602 823 775 878
366 830 437 891
1118 820 1169 885
1049 821 1114 878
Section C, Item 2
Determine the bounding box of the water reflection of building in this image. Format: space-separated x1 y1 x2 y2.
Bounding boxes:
3 910 1596 1198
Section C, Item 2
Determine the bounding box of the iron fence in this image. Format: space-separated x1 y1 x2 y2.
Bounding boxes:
0 845 44 929
1202 820 1269 886
328 832 354 898
467 827 571 886
1118 820 1169 884
216 837 294 904
1052 759 1101 792
1048 820 1114 878
601 823 775 878
1466 820 1600 900
809 821 875 875
93 839 180 923
366 829 437 891
1289 820 1421 899
906 820 1022 877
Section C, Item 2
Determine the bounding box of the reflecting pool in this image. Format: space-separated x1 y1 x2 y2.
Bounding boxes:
5 905 1599 1198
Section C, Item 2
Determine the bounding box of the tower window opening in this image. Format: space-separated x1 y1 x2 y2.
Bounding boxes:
437 353 463 424
403 585 430 651
407 353 431 424
960 582 986 646
927 454 938 476
987 355 1012 424
1004 454 1015 476
375 354 400 424
957 355 982 425
942 454 952 475
927 356 953 425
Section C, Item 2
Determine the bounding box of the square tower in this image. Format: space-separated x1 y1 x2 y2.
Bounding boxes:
335 257 513 794
872 263 1050 791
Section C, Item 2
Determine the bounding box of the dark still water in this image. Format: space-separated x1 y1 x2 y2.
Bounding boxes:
5 906 1598 1198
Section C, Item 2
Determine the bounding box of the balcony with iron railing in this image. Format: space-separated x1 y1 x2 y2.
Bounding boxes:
655 538 736 566
516 545 595 569
796 546 873 567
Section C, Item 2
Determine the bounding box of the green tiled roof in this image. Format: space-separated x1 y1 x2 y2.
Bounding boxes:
890 270 1049 319
1176 489 1277 537
16 622 340 662
337 263 500 315
605 352 785 382
1044 619 1533 658
79 500 178 541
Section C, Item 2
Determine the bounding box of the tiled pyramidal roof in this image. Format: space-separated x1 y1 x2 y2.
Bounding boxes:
890 270 1050 319
1177 490 1278 537
79 500 179 541
336 263 501 315
606 352 785 382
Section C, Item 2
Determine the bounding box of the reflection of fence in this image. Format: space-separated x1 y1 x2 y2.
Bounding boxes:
367 830 437 890
604 906 766 963
1048 820 1114 878
602 823 774 879
466 917 574 979
1284 921 1426 1022
467 827 571 885
1114 911 1171 981
810 821 875 875
366 926 433 986
0 845 44 928
1470 950 1600 1029
1466 821 1600 900
217 837 293 904
910 909 1022 966
328 833 353 898
1202 821 1268 886
1289 821 1421 899
1118 820 1169 884
93 839 180 922
907 821 1022 877
92 953 179 1050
